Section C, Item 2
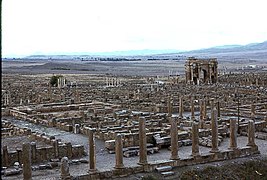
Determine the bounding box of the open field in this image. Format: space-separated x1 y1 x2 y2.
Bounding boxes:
2 59 267 76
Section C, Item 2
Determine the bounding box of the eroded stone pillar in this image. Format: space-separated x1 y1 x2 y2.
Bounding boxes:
53 139 59 158
217 101 221 119
22 143 32 180
30 142 37 164
3 145 9 167
251 104 256 120
115 134 124 169
210 98 215 110
60 157 71 180
191 122 200 156
179 96 183 118
66 142 72 159
167 96 173 117
170 117 179 160
89 128 96 172
199 99 204 128
203 99 207 120
210 106 219 153
74 124 80 134
247 120 257 148
138 117 147 165
191 96 195 120
229 119 238 150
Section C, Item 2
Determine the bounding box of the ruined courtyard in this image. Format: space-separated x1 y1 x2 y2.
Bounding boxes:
1 58 267 179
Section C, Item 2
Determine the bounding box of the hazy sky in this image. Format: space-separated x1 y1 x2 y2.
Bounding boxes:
2 0 267 57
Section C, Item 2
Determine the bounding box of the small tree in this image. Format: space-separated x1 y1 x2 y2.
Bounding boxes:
50 75 63 87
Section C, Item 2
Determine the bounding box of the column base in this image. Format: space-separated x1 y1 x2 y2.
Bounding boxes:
114 165 125 169
210 149 219 153
88 169 98 174
170 156 180 160
60 175 72 180
247 144 258 151
191 153 200 157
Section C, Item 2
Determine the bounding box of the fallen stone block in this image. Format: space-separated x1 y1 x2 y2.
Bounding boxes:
155 166 172 172
4 169 22 176
123 150 138 158
161 171 175 177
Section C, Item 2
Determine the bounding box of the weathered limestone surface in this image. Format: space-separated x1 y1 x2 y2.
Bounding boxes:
22 143 32 180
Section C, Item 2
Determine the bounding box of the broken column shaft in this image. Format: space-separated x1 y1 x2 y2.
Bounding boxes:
170 117 179 160
229 119 238 150
138 117 147 165
88 128 96 172
191 122 200 156
115 134 124 169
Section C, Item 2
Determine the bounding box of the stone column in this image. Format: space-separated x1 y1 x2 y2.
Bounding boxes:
66 142 72 159
74 124 80 134
53 139 59 158
170 117 179 160
138 117 147 165
89 128 96 172
115 134 124 169
251 104 255 120
217 101 221 119
17 148 22 164
191 122 200 156
60 157 71 180
203 99 207 120
106 77 108 86
199 99 204 128
30 142 37 164
179 96 183 118
22 143 32 180
247 120 257 148
200 100 203 118
3 145 9 167
190 65 194 83
210 106 219 153
229 119 238 150
191 96 195 120
210 98 214 110
167 96 173 117
209 65 212 84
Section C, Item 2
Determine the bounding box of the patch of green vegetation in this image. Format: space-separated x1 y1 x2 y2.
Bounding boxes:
49 75 63 87
51 67 71 70
141 174 158 180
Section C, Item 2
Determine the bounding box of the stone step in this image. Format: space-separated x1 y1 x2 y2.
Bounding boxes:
161 171 175 177
155 165 172 172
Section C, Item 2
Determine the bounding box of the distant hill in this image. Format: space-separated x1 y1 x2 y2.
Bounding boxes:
6 40 266 61
177 41 267 61
181 41 267 54
24 49 180 59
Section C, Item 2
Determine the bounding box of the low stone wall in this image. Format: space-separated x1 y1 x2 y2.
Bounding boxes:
1 122 86 167
1 143 85 167
238 121 266 133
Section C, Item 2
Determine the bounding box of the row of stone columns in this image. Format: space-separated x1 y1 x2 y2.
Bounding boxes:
6 117 258 179
106 77 121 87
106 115 257 165
178 96 219 121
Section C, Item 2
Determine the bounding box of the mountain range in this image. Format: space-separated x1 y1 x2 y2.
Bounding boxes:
16 40 267 60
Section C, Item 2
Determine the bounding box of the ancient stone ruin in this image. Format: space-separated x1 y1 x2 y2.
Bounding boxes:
185 57 218 85
1 59 267 179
